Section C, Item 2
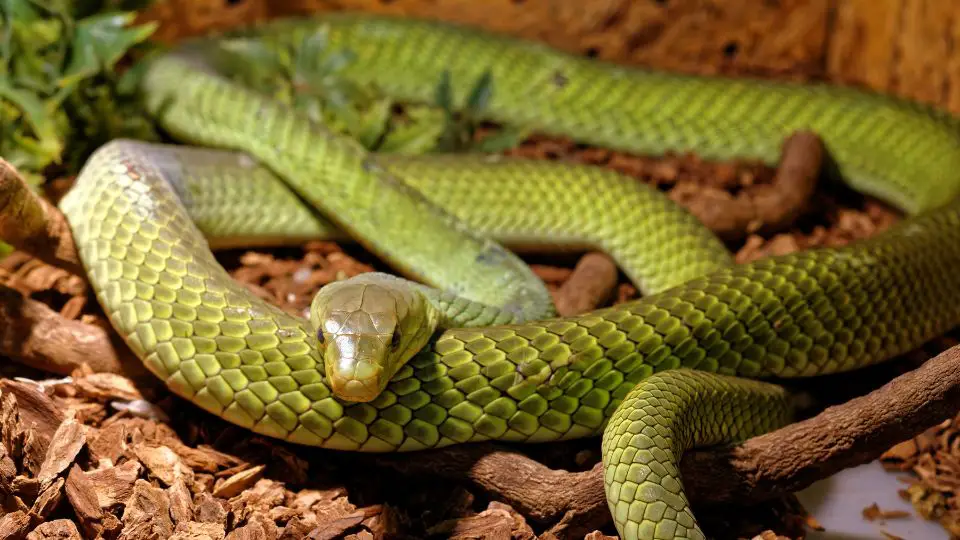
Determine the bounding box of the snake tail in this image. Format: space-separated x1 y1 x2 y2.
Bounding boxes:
602 370 791 540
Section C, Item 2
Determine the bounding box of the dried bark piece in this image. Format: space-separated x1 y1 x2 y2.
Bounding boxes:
358 504 400 540
0 285 129 375
171 521 227 540
553 253 619 316
212 465 265 499
119 479 175 540
751 532 793 540
279 517 318 540
486 501 535 540
37 419 85 488
175 444 246 474
0 510 32 540
65 464 104 538
132 444 194 487
70 373 144 403
86 420 142 467
10 475 38 507
92 415 244 475
194 492 229 526
583 532 616 540
1 252 86 298
25 519 82 540
0 159 82 276
862 502 910 521
169 478 194 525
225 514 278 540
305 506 380 540
227 479 286 525
0 380 64 451
84 460 143 509
427 505 517 540
30 476 64 520
0 441 18 493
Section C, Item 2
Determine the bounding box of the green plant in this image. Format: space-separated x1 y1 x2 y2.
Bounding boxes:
0 0 159 184
216 29 528 156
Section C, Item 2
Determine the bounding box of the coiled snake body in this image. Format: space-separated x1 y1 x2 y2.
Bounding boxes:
58 13 960 539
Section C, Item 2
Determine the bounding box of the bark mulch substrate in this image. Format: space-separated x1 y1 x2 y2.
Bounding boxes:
0 134 958 540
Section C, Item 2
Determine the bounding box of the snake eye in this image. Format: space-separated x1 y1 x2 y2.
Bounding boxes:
390 330 401 350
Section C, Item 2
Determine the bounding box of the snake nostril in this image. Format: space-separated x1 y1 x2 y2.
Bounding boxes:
316 329 325 344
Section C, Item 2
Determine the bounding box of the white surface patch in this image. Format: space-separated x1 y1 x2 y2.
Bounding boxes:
797 460 947 539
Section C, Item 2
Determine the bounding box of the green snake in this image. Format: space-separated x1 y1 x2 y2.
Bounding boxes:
55 12 960 540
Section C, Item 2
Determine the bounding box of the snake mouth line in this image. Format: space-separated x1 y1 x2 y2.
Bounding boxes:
327 360 385 403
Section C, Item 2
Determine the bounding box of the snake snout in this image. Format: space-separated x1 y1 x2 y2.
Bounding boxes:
324 333 390 402
327 356 383 402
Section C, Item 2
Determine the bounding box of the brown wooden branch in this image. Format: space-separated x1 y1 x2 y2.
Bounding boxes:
552 253 619 316
0 160 82 276
673 131 823 241
375 344 960 536
0 285 129 375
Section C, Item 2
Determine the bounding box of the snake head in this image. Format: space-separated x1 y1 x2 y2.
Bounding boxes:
310 273 435 402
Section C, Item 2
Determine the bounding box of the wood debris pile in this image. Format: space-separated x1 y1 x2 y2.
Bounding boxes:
882 414 960 537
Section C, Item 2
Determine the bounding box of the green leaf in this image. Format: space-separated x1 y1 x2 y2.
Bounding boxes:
377 106 445 155
0 0 46 22
115 44 162 95
434 70 453 113
354 97 392 149
60 11 156 86
465 70 493 114
0 77 63 163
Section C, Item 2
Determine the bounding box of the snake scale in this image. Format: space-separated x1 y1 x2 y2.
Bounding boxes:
56 12 960 540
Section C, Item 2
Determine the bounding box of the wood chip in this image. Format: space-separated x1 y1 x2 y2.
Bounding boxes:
65 464 103 538
37 418 85 488
0 510 31 540
224 514 278 540
194 492 228 526
171 521 227 540
70 372 143 402
132 443 194 487
85 459 142 509
0 380 64 465
168 478 194 525
211 464 265 499
119 480 174 540
427 506 518 540
306 507 382 540
583 532 617 540
227 479 286 525
30 476 64 520
862 502 910 521
25 519 82 540
486 502 535 540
